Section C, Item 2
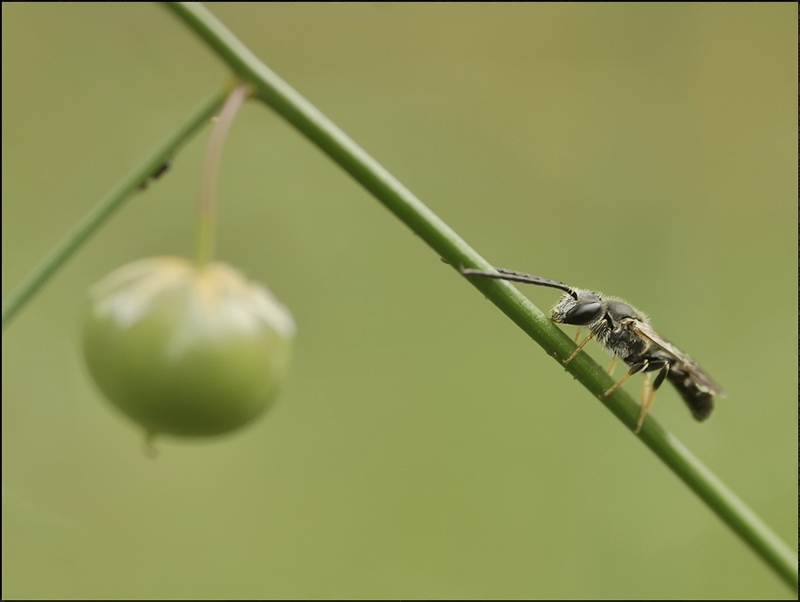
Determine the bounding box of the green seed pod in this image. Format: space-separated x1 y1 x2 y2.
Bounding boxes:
82 256 295 439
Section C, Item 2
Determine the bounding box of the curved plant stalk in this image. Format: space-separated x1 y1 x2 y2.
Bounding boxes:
1 88 230 330
195 83 250 267
164 2 797 590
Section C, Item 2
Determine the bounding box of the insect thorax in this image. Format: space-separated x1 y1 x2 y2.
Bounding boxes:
591 299 651 362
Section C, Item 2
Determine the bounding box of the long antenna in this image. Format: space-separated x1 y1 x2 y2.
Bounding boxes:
461 267 576 297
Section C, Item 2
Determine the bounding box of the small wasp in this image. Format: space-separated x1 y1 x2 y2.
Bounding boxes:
461 266 726 432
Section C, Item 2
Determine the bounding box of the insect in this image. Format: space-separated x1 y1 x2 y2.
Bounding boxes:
137 160 172 191
461 266 726 433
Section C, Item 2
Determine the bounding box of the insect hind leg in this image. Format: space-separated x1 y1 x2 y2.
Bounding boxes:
599 358 647 399
635 362 669 433
600 358 670 433
599 371 632 399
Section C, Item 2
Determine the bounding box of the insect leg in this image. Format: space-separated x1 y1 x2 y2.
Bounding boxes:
635 362 669 433
573 328 582 343
639 371 650 403
599 363 642 399
563 330 596 365
607 356 618 376
635 373 653 433
600 370 638 399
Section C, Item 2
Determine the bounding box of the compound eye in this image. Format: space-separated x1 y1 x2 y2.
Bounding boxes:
564 301 602 325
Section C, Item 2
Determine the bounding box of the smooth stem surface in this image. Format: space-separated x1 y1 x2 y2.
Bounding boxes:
195 83 250 267
1 89 229 330
165 3 798 589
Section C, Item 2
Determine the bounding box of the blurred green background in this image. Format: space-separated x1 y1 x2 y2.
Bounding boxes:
2 3 797 599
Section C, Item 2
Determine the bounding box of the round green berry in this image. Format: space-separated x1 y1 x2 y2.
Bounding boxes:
83 257 295 438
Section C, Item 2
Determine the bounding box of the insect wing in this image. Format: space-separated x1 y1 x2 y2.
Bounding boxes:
630 321 727 398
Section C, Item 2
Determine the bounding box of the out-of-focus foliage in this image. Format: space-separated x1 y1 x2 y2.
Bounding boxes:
2 3 796 598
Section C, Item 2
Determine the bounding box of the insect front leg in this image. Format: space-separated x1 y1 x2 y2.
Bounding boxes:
563 330 596 365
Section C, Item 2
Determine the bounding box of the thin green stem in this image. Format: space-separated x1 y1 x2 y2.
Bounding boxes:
195 83 250 267
1 88 229 330
165 2 797 590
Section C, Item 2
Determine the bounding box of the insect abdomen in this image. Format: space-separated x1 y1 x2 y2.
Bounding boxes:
666 368 714 421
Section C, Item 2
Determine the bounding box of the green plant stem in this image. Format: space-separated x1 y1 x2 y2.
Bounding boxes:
1 88 229 330
164 2 798 590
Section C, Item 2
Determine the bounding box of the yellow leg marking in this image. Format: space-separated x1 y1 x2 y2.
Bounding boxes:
639 371 650 403
573 328 582 343
600 370 634 399
606 357 618 376
564 330 596 365
635 376 657 434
